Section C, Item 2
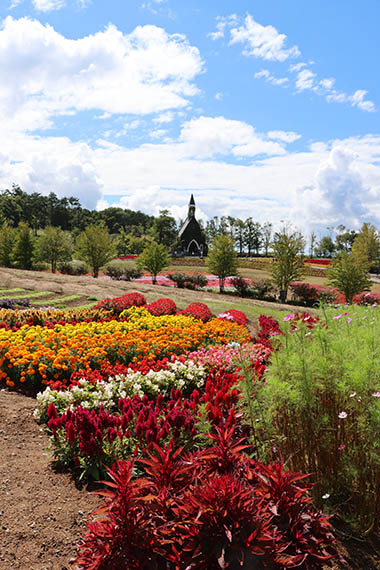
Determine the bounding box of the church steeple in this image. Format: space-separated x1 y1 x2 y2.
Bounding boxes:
188 194 195 218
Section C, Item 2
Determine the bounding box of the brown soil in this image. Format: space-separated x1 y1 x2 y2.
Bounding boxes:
0 389 99 570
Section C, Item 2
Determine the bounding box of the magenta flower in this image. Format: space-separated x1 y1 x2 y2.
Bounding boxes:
347 318 352 325
283 313 295 322
338 444 346 451
338 411 347 419
333 314 342 320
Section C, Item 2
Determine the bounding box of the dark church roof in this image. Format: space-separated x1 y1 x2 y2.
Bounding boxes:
189 194 195 205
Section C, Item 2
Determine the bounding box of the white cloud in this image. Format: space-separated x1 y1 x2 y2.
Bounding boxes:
295 68 316 91
254 69 289 86
294 147 371 232
215 92 223 100
179 116 286 158
153 111 175 124
32 0 66 11
268 130 301 143
0 17 204 132
228 14 300 62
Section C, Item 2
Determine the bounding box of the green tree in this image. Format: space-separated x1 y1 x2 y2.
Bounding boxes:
137 241 169 284
262 222 272 256
0 222 16 267
327 251 371 303
34 226 73 273
12 222 35 270
244 218 262 256
206 235 238 293
150 210 178 248
270 229 305 301
316 235 336 258
352 222 380 266
335 225 357 253
77 223 116 278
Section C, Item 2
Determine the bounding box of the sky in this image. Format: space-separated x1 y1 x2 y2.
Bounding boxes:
1 0 380 238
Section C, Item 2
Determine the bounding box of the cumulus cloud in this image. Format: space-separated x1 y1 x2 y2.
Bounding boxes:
228 14 300 61
179 116 287 158
294 147 375 232
267 130 301 143
0 17 204 132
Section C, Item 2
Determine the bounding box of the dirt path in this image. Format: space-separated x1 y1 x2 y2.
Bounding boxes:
0 389 98 570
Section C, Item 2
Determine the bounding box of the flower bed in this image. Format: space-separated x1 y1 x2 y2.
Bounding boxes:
0 305 249 393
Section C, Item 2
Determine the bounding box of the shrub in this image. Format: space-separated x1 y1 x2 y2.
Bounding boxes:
250 279 273 300
353 291 380 305
180 302 213 322
103 262 126 280
169 272 208 289
230 276 250 297
58 260 89 275
124 266 142 281
94 292 146 315
104 261 142 281
290 282 319 305
147 298 177 316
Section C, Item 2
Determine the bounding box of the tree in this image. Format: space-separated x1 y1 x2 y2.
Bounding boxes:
270 229 305 301
244 218 262 256
315 236 336 258
34 226 73 273
206 235 238 293
137 241 169 284
77 223 116 278
150 210 178 248
327 251 371 303
262 222 272 256
309 231 317 258
352 222 380 266
234 219 246 255
335 225 357 253
0 222 15 267
12 222 35 270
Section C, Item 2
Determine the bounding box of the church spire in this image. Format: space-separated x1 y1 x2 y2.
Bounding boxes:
188 194 196 218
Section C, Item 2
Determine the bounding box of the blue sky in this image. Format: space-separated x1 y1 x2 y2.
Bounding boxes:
1 0 380 238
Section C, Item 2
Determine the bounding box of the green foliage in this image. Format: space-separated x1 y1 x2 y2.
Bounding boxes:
0 221 16 267
34 226 73 273
270 229 305 300
76 223 116 278
315 235 336 258
241 306 380 532
58 260 89 275
104 260 142 281
327 251 371 303
206 235 238 293
150 209 178 248
352 222 380 265
12 222 35 270
137 241 169 284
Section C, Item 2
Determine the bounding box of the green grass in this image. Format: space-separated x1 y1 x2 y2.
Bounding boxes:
30 295 82 306
0 288 28 295
69 302 97 310
4 291 52 300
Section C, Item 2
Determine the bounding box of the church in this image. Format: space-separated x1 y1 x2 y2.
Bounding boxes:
176 195 208 257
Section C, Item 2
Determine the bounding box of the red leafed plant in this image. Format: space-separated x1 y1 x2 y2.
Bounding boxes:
94 292 146 315
74 428 336 569
147 298 177 316
179 302 213 323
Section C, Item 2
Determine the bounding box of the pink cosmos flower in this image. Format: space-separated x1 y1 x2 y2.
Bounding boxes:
338 411 347 419
338 444 346 451
349 392 356 398
333 314 342 320
347 318 352 325
372 392 380 398
283 313 295 322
